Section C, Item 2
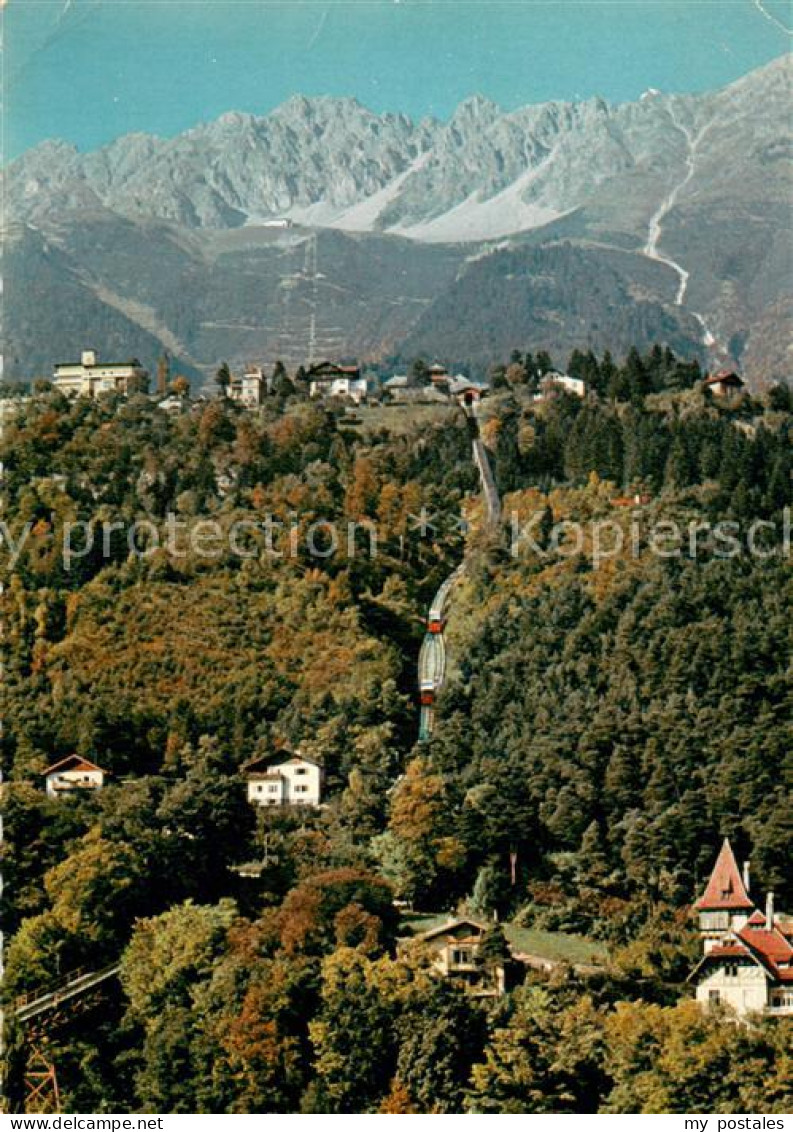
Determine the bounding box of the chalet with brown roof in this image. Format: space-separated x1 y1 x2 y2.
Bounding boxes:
690 839 793 1015
413 917 517 997
704 369 745 399
43 755 106 798
306 361 369 403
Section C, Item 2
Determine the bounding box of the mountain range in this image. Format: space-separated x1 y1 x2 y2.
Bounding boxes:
3 55 791 385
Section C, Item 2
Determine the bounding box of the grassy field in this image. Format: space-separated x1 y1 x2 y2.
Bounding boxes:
341 402 458 437
504 924 607 965
401 913 607 967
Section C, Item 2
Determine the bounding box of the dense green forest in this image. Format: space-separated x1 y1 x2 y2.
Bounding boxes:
1 349 791 1113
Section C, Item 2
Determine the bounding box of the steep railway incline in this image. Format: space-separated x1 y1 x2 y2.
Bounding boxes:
469 402 501 526
11 963 121 1027
417 400 500 740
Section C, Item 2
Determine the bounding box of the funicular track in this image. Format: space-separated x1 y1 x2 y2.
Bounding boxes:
417 399 499 740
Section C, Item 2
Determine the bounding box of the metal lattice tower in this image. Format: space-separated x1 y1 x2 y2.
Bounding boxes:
23 1049 61 1115
271 232 344 368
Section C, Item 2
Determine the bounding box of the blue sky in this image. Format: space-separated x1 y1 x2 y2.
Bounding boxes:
4 1 790 158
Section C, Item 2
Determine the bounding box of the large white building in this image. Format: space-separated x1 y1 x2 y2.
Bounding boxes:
243 750 323 807
689 839 793 1016
53 350 149 397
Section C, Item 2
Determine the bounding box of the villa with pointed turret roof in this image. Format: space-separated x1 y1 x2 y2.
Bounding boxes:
689 839 793 1016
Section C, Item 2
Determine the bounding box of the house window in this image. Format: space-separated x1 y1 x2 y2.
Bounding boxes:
295 768 308 776
268 784 279 793
709 990 720 1004
294 785 308 794
451 948 472 965
724 963 739 979
701 912 729 930
257 784 264 793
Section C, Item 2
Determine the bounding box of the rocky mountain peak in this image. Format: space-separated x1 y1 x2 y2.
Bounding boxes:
3 55 789 246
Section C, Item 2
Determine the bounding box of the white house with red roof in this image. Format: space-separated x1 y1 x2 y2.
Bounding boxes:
690 839 793 1015
43 754 106 798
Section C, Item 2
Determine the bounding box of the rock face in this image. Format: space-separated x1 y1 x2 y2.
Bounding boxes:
6 56 790 242
3 56 791 385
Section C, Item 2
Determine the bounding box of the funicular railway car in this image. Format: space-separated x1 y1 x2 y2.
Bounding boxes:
427 572 456 634
418 632 445 706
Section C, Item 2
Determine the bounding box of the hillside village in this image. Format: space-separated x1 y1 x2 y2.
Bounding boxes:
3 345 753 424
41 350 493 407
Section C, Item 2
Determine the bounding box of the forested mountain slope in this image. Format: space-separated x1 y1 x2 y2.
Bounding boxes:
2 356 790 1112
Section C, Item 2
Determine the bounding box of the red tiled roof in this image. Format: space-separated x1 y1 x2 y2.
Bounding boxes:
694 931 793 985
695 839 755 911
746 910 767 926
706 944 747 958
737 925 793 981
43 754 105 776
689 940 758 984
